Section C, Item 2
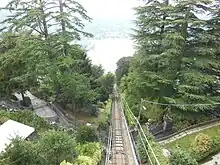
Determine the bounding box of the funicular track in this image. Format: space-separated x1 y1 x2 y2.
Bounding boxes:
107 90 138 165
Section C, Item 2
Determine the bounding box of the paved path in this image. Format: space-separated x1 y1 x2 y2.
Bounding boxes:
14 91 76 126
202 153 220 165
159 121 220 145
108 91 138 165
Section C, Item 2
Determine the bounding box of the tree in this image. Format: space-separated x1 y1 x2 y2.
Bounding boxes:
98 72 115 102
170 148 198 165
122 0 220 127
76 142 102 165
37 130 77 165
0 0 107 113
91 65 104 80
115 56 132 85
75 126 99 143
0 33 39 101
0 0 92 93
0 138 37 165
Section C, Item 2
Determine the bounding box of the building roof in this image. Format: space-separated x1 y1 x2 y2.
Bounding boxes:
0 119 35 153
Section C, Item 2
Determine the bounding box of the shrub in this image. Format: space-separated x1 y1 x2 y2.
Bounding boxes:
76 142 102 164
190 133 216 161
0 110 50 132
192 133 212 153
190 133 212 160
74 156 93 165
75 126 98 143
170 148 198 165
60 160 73 165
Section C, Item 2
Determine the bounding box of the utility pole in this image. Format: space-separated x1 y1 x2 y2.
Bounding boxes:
135 98 146 130
138 98 146 122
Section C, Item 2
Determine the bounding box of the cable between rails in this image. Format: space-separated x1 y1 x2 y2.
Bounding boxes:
141 99 220 107
121 96 161 165
123 101 154 165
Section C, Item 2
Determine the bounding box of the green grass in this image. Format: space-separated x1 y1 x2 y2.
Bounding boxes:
164 124 220 149
164 124 220 164
73 100 112 127
91 99 111 126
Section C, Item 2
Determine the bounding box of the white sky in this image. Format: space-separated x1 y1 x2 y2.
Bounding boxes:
80 0 142 20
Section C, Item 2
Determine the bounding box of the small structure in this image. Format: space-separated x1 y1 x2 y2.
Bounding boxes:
0 120 35 153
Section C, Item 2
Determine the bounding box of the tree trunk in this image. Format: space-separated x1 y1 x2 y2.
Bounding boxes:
59 0 68 56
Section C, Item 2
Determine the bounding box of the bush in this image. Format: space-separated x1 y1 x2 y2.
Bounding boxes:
190 133 213 161
76 142 102 164
60 160 73 165
0 110 50 132
170 148 198 165
74 156 93 165
192 133 212 153
75 126 98 143
0 138 37 165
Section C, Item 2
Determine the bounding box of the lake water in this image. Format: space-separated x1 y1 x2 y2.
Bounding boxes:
82 38 135 73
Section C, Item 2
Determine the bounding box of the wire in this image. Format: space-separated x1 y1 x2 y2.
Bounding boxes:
141 99 220 107
137 125 154 165
122 96 161 165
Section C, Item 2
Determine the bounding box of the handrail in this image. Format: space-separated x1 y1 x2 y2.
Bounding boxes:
49 103 84 127
105 100 113 165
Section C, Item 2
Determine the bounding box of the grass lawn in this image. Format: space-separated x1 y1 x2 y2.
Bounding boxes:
70 100 112 126
164 124 220 163
164 124 220 149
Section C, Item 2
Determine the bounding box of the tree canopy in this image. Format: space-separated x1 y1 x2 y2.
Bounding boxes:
119 0 220 128
0 0 114 115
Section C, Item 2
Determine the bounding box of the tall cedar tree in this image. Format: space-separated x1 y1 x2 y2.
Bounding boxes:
122 0 220 125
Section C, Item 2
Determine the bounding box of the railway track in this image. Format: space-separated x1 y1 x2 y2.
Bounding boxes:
108 91 138 165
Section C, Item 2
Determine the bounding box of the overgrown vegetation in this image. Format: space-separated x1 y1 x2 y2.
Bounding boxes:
0 111 102 165
0 110 50 132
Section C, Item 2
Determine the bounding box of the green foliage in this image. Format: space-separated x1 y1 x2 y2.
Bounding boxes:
115 56 132 85
0 0 109 115
0 138 38 165
165 126 220 162
170 148 198 165
0 130 77 165
37 130 76 165
60 160 73 165
97 72 115 102
97 99 111 130
74 156 93 165
0 110 50 132
76 142 102 165
120 0 220 127
75 126 99 143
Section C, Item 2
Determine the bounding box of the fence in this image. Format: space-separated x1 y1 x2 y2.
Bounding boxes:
157 118 220 142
